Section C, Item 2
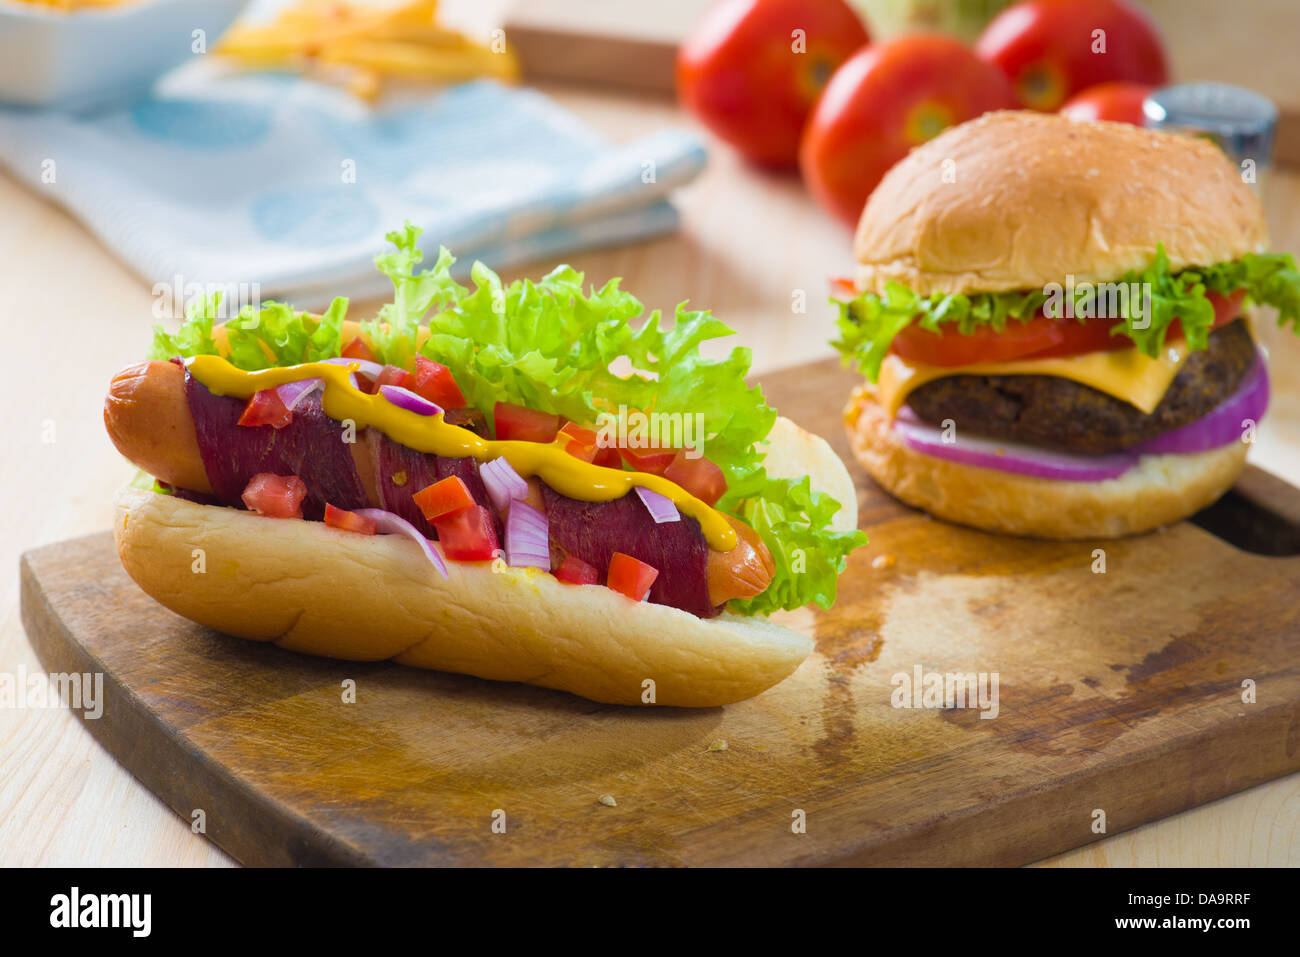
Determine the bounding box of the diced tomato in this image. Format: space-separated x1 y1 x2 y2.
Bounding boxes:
554 555 600 585
412 475 476 522
241 474 307 519
617 443 679 475
324 503 376 535
663 452 727 506
433 504 499 561
375 364 416 391
558 421 599 463
414 356 466 409
237 388 293 429
592 446 623 470
493 401 561 443
341 336 376 362
607 552 659 601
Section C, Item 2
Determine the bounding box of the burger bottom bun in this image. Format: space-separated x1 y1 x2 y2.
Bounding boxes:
845 390 1249 541
113 418 855 707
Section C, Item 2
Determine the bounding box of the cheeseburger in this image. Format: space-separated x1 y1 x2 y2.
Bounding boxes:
834 111 1298 539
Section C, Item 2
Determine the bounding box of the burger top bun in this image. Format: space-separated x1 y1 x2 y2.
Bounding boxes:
853 111 1269 297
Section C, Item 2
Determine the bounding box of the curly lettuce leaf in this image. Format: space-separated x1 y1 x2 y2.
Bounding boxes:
149 293 349 371
834 248 1300 382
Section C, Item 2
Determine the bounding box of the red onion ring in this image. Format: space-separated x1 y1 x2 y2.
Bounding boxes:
1132 351 1269 455
635 485 680 523
505 500 550 569
379 384 443 417
894 407 1137 481
353 508 448 579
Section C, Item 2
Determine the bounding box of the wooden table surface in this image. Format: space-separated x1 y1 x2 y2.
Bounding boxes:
2 2 1299 867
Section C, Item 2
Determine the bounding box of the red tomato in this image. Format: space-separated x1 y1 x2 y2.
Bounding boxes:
554 555 600 585
592 446 623 470
677 0 870 168
607 552 659 602
413 356 466 409
892 317 1068 367
375 364 415 391
493 402 561 443
324 503 376 535
891 289 1246 365
1059 81 1153 124
433 505 499 561
237 388 293 429
617 443 679 475
241 474 307 519
663 452 728 506
412 475 476 522
976 0 1168 112
799 35 1017 225
341 335 376 362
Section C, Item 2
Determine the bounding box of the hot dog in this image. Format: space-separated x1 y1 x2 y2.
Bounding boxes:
108 225 864 706
106 359 775 606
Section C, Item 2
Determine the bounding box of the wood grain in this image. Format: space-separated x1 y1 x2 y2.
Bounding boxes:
19 357 1300 866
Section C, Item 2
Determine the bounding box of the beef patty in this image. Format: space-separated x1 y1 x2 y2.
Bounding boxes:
904 319 1256 453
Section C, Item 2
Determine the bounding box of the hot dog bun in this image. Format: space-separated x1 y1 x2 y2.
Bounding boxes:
113 417 855 707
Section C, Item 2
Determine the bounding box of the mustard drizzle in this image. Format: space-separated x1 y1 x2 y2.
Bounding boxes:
185 355 738 552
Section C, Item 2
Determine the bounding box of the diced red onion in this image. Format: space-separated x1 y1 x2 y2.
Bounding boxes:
635 485 680 523
321 356 383 381
1132 351 1269 455
380 384 443 416
274 377 323 412
505 500 550 569
480 456 528 512
353 508 448 579
894 407 1137 481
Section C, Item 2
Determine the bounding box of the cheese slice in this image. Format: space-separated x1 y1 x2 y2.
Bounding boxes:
874 338 1195 418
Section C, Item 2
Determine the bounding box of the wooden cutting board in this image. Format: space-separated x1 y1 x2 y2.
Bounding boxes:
19 358 1300 867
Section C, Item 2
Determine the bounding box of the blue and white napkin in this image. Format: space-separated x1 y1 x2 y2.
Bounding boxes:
0 72 706 308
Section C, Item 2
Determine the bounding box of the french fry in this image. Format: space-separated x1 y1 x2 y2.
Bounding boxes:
213 0 514 100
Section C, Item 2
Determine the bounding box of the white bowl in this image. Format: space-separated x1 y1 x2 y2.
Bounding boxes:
0 0 250 110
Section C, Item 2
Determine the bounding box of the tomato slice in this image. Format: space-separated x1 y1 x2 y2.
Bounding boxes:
375 364 415 391
592 446 623 470
241 474 307 519
414 356 466 409
607 552 659 601
493 402 561 443
1024 318 1128 359
237 388 293 429
341 336 376 362
432 504 499 561
663 452 727 506
891 318 1066 367
554 555 600 585
412 475 476 522
891 288 1247 366
324 503 376 535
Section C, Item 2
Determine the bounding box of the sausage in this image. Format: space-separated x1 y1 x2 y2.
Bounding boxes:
707 515 775 604
105 361 213 494
105 360 774 606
